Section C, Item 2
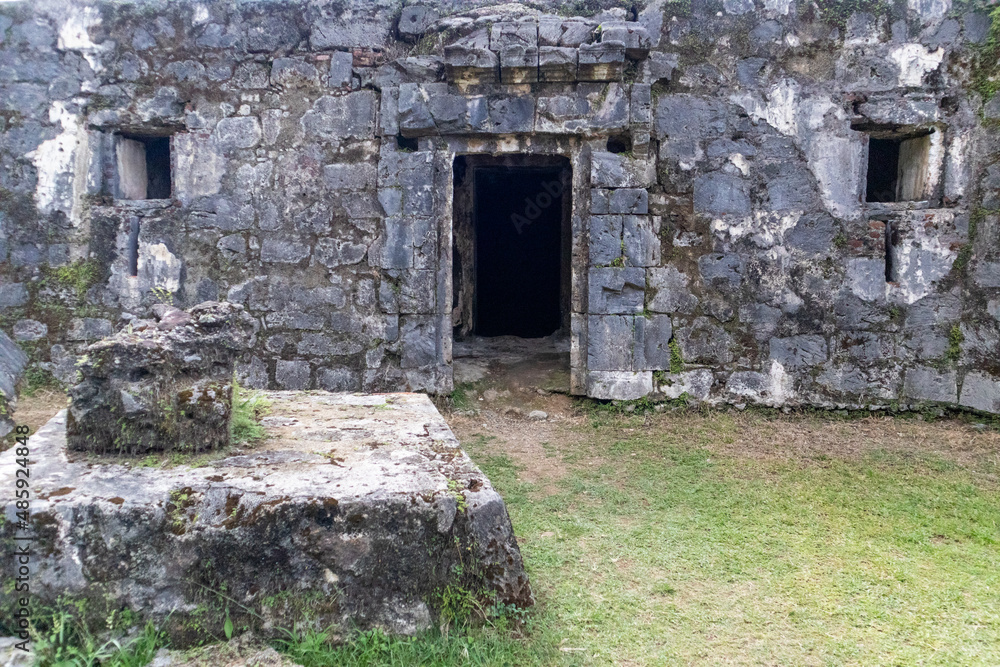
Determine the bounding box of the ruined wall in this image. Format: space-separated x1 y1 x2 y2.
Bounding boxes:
0 0 998 413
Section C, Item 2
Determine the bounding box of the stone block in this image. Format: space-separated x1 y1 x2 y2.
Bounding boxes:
904 366 958 403
578 41 625 81
444 46 499 84
538 18 595 47
500 46 538 84
318 367 362 391
329 50 354 88
67 303 252 454
698 253 744 289
398 82 440 137
1 394 531 646
959 372 1000 414
647 52 679 82
766 163 818 211
591 152 656 188
270 58 319 87
539 47 577 82
725 370 772 401
310 12 392 50
693 172 750 216
369 216 426 269
655 94 728 140
67 318 114 341
623 215 660 267
276 359 312 389
769 335 828 370
973 261 1000 288
265 311 326 331
636 315 673 370
609 188 648 214
656 368 714 400
674 317 735 365
260 239 311 264
599 22 651 58
398 5 439 40
0 283 28 309
316 238 368 268
630 83 652 125
214 116 262 150
588 267 645 314
244 14 302 53
13 319 47 341
587 370 653 400
301 92 378 140
324 163 377 190
589 215 622 266
786 213 837 255
490 21 537 49
489 96 534 133
535 84 628 133
647 267 699 314
587 315 634 370
400 316 437 368
591 188 610 214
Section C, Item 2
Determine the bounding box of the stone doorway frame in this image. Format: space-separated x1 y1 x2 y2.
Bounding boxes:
428 135 591 395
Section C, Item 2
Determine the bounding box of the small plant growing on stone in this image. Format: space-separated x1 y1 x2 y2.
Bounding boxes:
447 479 469 513
230 379 271 445
668 337 684 373
150 286 174 305
946 325 964 362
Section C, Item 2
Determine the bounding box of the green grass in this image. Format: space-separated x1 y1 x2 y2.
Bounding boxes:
457 412 1000 666
27 609 164 667
229 380 271 445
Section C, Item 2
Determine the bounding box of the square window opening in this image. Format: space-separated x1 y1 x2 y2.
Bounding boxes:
116 134 172 200
862 130 933 204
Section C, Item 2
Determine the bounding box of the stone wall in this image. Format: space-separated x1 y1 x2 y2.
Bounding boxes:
0 0 998 413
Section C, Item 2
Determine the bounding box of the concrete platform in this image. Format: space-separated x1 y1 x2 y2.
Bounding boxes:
0 392 531 645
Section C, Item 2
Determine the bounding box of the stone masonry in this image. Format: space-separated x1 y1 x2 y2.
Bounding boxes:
67 301 253 454
0 392 532 645
0 0 997 413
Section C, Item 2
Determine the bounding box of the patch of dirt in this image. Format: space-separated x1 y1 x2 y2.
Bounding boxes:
12 389 67 434
443 359 1000 490
449 407 585 494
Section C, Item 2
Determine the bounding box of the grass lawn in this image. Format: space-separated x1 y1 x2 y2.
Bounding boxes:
433 406 1000 666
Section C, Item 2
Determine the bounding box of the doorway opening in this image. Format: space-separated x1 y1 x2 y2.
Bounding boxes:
452 155 571 339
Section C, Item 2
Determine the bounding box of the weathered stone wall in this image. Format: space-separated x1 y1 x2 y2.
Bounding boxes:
0 0 997 412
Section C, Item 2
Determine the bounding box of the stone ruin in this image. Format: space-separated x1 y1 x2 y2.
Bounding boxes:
67 300 253 454
0 0 997 414
1 392 532 645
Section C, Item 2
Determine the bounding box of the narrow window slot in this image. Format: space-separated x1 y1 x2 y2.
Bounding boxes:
128 217 140 277
884 219 896 283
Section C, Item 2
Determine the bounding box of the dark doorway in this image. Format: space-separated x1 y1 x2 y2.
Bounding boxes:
452 155 571 339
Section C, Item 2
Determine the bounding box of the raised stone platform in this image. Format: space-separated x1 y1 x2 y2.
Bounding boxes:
0 392 531 646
